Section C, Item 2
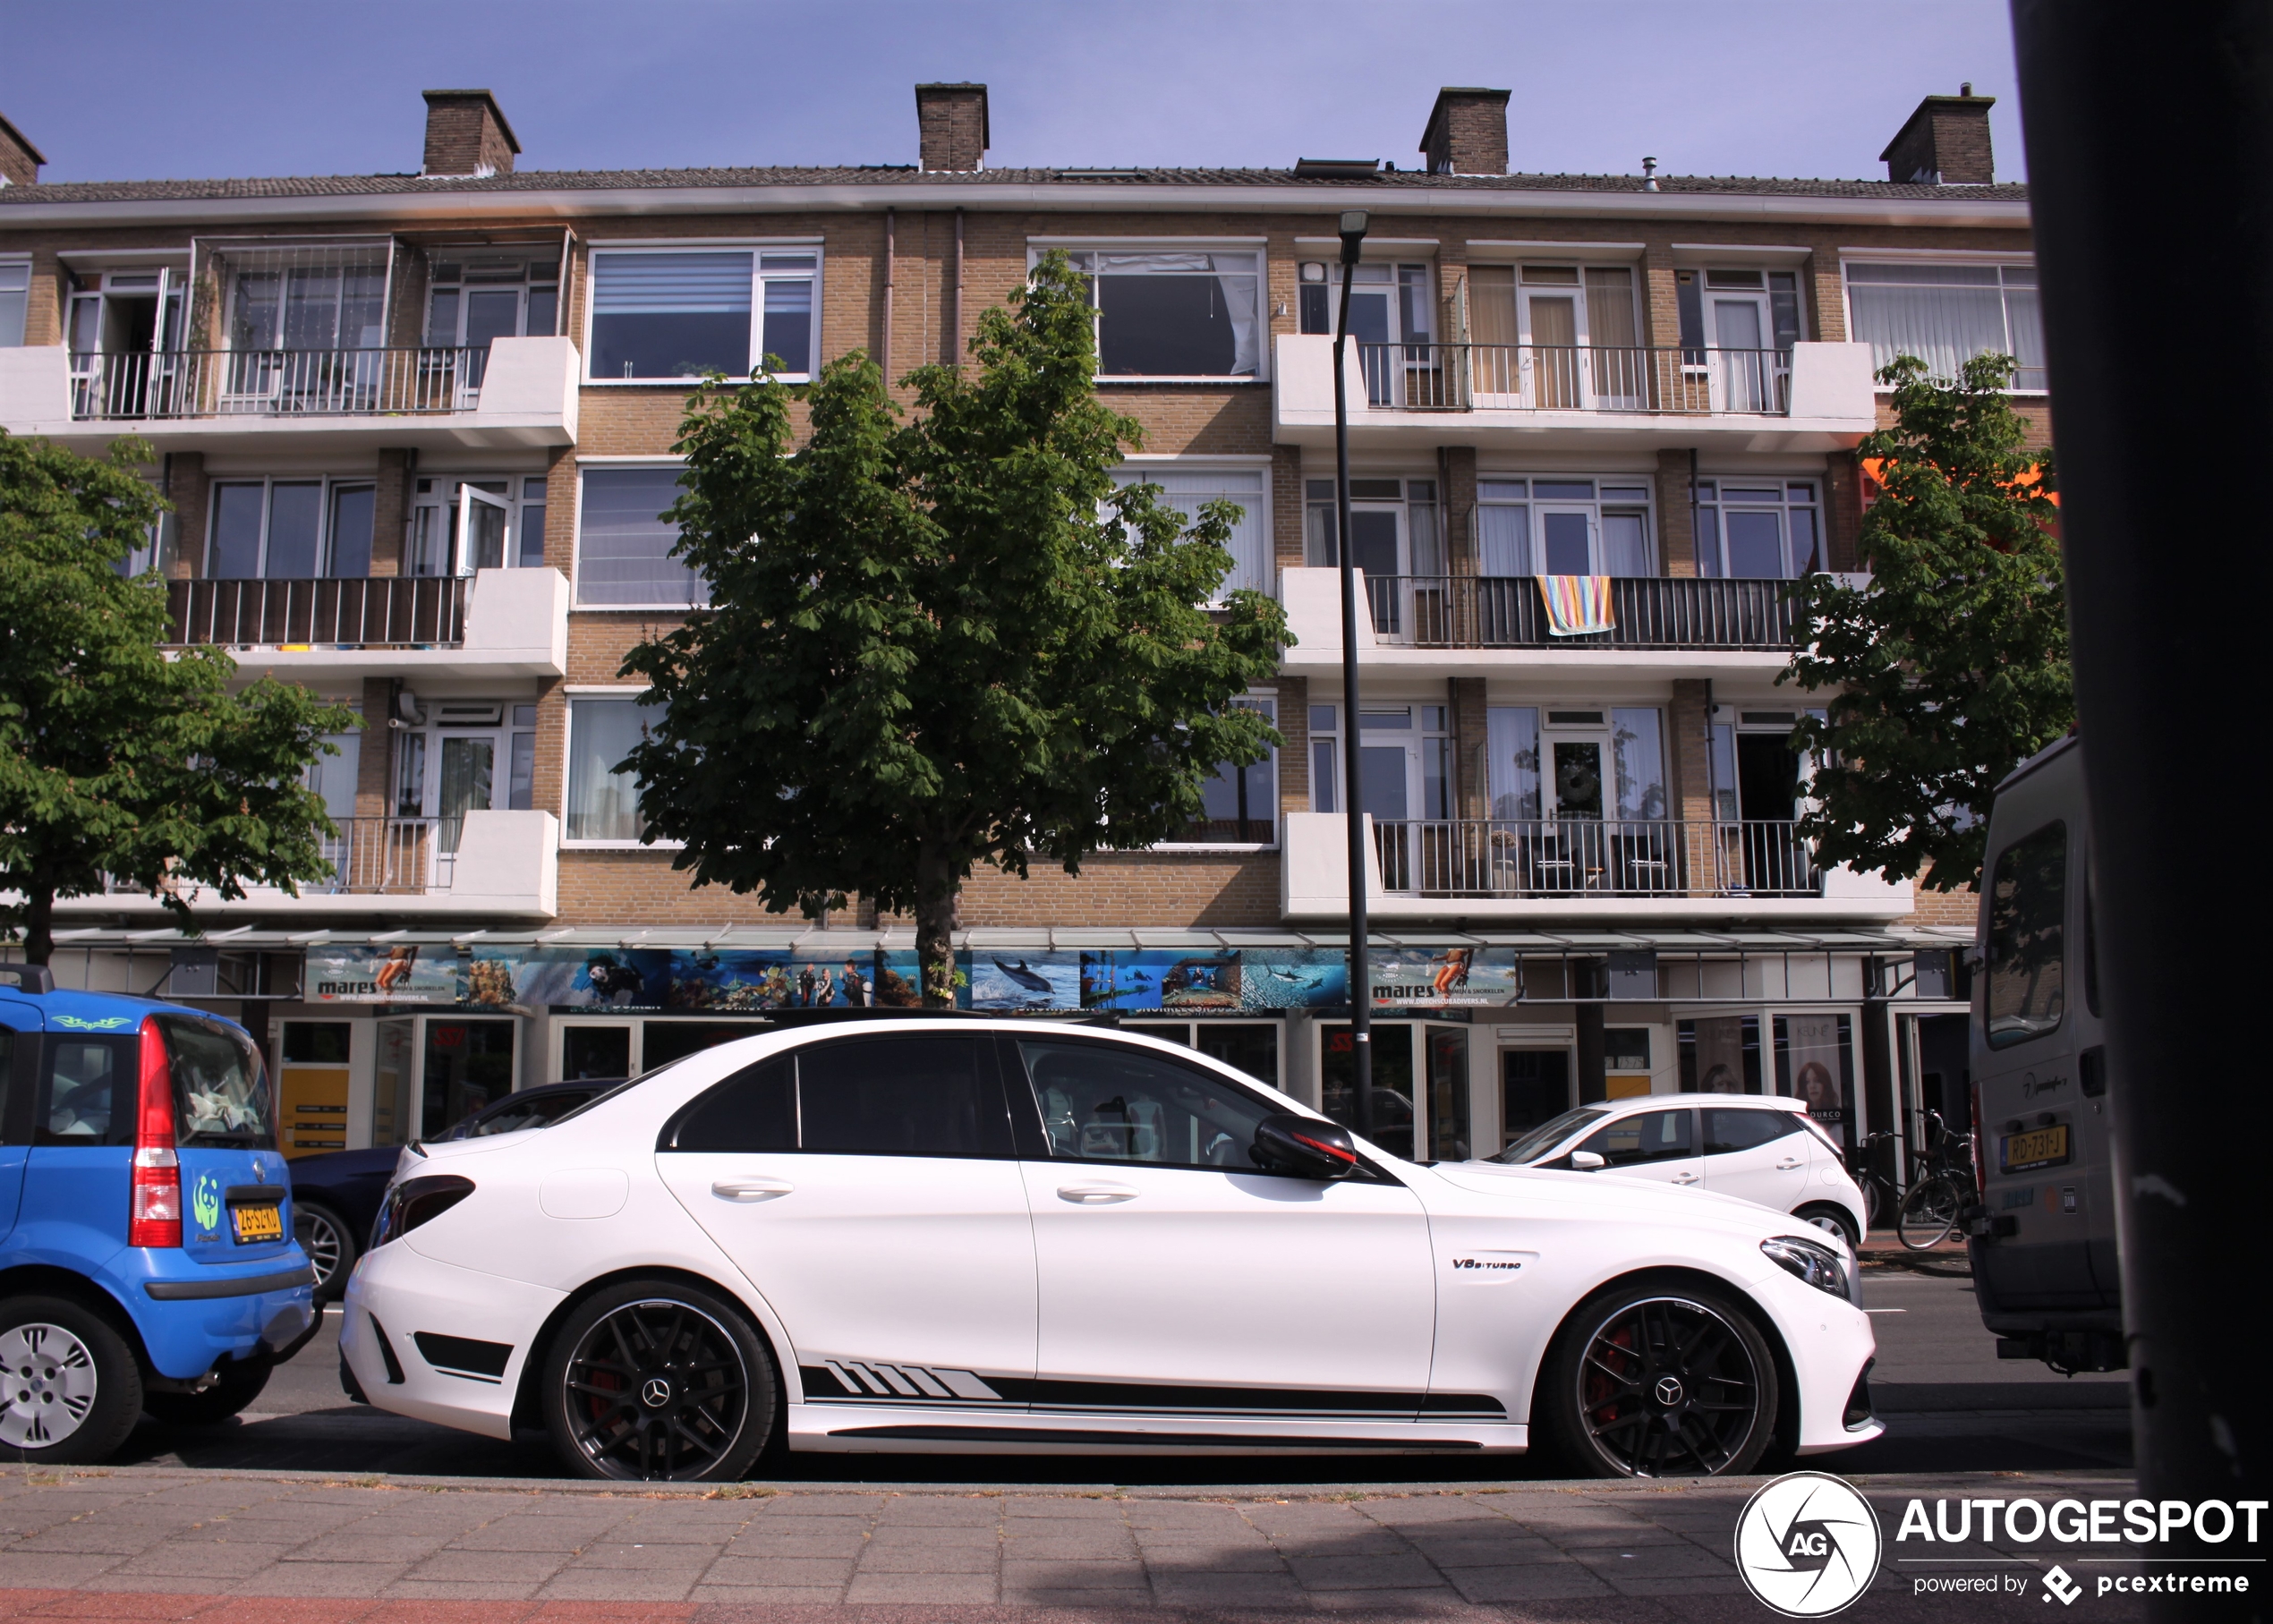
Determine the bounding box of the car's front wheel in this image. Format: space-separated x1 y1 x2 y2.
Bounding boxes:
1795 1203 1862 1254
1535 1280 1780 1478
541 1279 777 1483
294 1202 357 1303
0 1296 145 1465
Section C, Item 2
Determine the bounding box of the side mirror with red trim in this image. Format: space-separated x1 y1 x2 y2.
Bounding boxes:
1252 1113 1359 1180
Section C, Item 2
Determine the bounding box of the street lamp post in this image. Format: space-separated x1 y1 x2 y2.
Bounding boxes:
1331 208 1374 1146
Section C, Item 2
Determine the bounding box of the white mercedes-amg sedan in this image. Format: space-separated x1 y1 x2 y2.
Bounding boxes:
339 1020 1880 1483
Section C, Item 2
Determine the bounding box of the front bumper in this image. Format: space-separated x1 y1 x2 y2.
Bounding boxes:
1758 1271 1885 1454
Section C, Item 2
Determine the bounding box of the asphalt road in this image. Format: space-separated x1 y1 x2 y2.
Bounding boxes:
110 1267 2132 1485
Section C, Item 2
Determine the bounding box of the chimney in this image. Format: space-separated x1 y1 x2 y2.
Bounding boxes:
915 82 989 173
1879 85 1996 183
421 89 520 177
1419 88 1511 176
0 110 47 188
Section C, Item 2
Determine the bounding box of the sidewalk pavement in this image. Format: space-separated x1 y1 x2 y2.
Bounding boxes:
1858 1231 1972 1280
2 1463 2139 1620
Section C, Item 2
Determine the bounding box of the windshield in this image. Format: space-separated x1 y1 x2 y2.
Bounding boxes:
1491 1105 1611 1165
160 1016 276 1148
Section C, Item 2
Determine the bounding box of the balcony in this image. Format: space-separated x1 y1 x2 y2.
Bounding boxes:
0 336 579 454
1281 812 1911 923
1362 574 1793 650
1272 333 1875 454
166 566 567 683
74 809 559 922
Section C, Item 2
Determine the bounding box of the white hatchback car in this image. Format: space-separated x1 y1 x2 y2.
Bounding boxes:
1491 1094 1869 1253
340 1020 1879 1483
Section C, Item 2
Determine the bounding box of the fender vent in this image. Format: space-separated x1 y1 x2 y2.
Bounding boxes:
413 1331 512 1383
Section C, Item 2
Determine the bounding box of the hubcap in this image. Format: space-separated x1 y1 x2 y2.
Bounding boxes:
563 1299 747 1481
0 1323 99 1450
1576 1297 1760 1477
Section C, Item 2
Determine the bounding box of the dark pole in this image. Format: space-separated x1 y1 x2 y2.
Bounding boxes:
2009 0 2269 1558
1332 208 1374 1145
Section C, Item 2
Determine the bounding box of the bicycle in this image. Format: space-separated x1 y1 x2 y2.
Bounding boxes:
1846 1130 1901 1232
1896 1110 1979 1251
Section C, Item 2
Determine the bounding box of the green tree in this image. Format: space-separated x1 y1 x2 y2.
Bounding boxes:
1 432 357 964
621 253 1289 1004
1783 353 2068 891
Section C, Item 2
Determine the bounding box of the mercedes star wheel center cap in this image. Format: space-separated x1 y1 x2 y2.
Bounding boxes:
642 1377 673 1409
1654 1376 1685 1407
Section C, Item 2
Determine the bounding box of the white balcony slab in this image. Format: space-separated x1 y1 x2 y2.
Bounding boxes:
219 567 567 684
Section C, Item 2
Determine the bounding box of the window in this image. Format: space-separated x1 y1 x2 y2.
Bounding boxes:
1017 1039 1280 1170
41 1035 135 1145
666 1058 797 1152
667 1037 1009 1158
1469 478 1655 576
1058 248 1263 378
230 259 386 351
1305 478 1441 575
1605 1028 1652 1074
1679 1016 1762 1093
1611 707 1667 821
1484 707 1541 820
1297 260 1433 343
1704 1108 1803 1155
586 248 818 381
565 694 661 843
1466 264 1641 404
1985 821 2067 1049
209 478 378 578
1696 480 1822 578
575 465 703 607
1676 268 1803 356
0 259 28 347
1110 464 1269 597
407 475 549 576
1844 261 2044 390
1178 696 1277 845
158 1016 272 1147
1309 704 1339 813
425 253 559 351
1574 1107 1692 1167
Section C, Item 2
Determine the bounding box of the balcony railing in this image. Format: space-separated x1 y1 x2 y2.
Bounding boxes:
166 576 467 648
1372 818 1820 898
106 816 459 898
69 347 483 421
1357 343 1792 415
1362 574 1796 650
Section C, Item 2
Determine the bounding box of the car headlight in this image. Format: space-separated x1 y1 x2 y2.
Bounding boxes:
371 1174 475 1249
1762 1234 1852 1299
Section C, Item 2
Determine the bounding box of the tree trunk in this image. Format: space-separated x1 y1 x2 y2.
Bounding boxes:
914 845 959 1009
22 879 54 967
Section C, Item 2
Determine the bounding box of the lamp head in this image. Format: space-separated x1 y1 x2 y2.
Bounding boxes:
1337 209 1369 265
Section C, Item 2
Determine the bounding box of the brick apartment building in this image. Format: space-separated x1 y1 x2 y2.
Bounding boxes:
0 83 2039 1174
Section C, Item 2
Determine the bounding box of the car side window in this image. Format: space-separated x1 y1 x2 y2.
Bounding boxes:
1704 1109 1803 1156
1576 1108 1693 1167
667 1059 796 1152
38 1035 137 1147
662 1037 1011 1159
473 1091 595 1136
1017 1040 1278 1170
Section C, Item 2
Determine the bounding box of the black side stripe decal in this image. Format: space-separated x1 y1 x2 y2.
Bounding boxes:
798 1365 1505 1419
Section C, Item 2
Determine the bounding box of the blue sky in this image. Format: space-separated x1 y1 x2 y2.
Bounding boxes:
2 1 2024 184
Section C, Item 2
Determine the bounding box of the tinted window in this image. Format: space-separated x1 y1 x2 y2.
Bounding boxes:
41 1035 136 1145
798 1036 1008 1158
1705 1108 1803 1156
1576 1108 1693 1167
1986 821 2066 1049
1018 1040 1279 1170
668 1059 797 1152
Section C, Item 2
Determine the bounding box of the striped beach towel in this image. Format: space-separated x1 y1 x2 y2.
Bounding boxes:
1538 574 1613 636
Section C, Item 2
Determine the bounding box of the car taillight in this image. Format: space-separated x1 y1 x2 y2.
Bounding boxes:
130 1016 181 1248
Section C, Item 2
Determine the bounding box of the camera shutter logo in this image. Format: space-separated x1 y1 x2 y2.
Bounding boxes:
1733 1471 1882 1617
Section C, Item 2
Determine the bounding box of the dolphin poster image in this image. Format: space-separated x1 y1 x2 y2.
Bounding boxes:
968 953 1081 1011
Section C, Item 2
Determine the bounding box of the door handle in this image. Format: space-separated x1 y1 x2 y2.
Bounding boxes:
1777 1158 1804 1170
1057 1182 1139 1204
1670 1171 1700 1186
711 1178 794 1202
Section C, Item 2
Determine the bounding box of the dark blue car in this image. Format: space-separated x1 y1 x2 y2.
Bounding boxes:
0 965 318 1462
288 1077 615 1299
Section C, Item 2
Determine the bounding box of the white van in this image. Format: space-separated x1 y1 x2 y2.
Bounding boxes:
1966 735 2123 1373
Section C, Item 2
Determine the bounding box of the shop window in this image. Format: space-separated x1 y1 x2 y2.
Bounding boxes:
1984 821 2066 1049
1501 1049 1571 1146
1058 247 1262 378
1679 1016 1762 1093
575 464 703 607
587 248 818 381
561 1025 632 1081
642 1022 753 1069
421 1019 515 1140
1773 1013 1855 1128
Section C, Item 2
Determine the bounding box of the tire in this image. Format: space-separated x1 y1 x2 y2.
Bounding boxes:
1898 1177 1962 1250
1796 1203 1861 1254
0 1295 145 1466
541 1279 777 1483
1859 1178 1883 1231
294 1202 357 1303
142 1362 271 1428
1534 1280 1780 1479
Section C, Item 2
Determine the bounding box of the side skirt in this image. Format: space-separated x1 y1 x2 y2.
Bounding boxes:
787 1403 1528 1456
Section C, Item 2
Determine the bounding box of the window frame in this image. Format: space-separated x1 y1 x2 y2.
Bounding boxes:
1110 455 1273 600
1839 253 2045 394
1030 238 1271 385
205 474 383 579
1694 477 1824 580
405 472 549 576
580 239 823 386
1467 475 1656 578
660 1033 1017 1161
560 685 677 850
421 251 561 347
571 457 705 610
0 255 31 348
1158 691 1280 851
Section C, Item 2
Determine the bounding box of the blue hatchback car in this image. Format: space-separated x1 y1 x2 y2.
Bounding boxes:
0 964 317 1463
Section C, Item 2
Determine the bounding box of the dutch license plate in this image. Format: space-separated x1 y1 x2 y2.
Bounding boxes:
2001 1123 2071 1175
231 1203 284 1244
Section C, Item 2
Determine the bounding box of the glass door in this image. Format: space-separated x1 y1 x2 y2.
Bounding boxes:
456 484 511 574
1322 1022 1418 1161
372 1016 416 1148
1519 268 1583 408
1349 503 1406 633
434 732 498 855
420 1017 517 1141
1541 714 1609 892
1536 506 1596 574
1423 1025 1470 1161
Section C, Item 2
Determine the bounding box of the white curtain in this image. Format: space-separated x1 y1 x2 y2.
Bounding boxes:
566 698 655 841
1486 707 1541 820
1477 502 1530 574
1601 512 1653 577
1113 467 1266 596
1846 263 2009 379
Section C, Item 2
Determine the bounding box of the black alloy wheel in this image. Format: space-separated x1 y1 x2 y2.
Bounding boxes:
542 1280 775 1483
294 1203 355 1302
1538 1286 1778 1478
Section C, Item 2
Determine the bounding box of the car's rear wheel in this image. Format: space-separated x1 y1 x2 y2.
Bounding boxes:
0 1296 144 1465
1796 1203 1861 1254
1535 1281 1779 1478
142 1361 272 1428
294 1202 357 1302
541 1279 777 1483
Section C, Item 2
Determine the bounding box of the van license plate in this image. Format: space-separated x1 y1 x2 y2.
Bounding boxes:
231 1203 284 1244
2000 1124 2070 1174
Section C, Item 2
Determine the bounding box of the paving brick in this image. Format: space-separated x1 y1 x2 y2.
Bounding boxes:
694 1554 855 1586
842 1569 999 1604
